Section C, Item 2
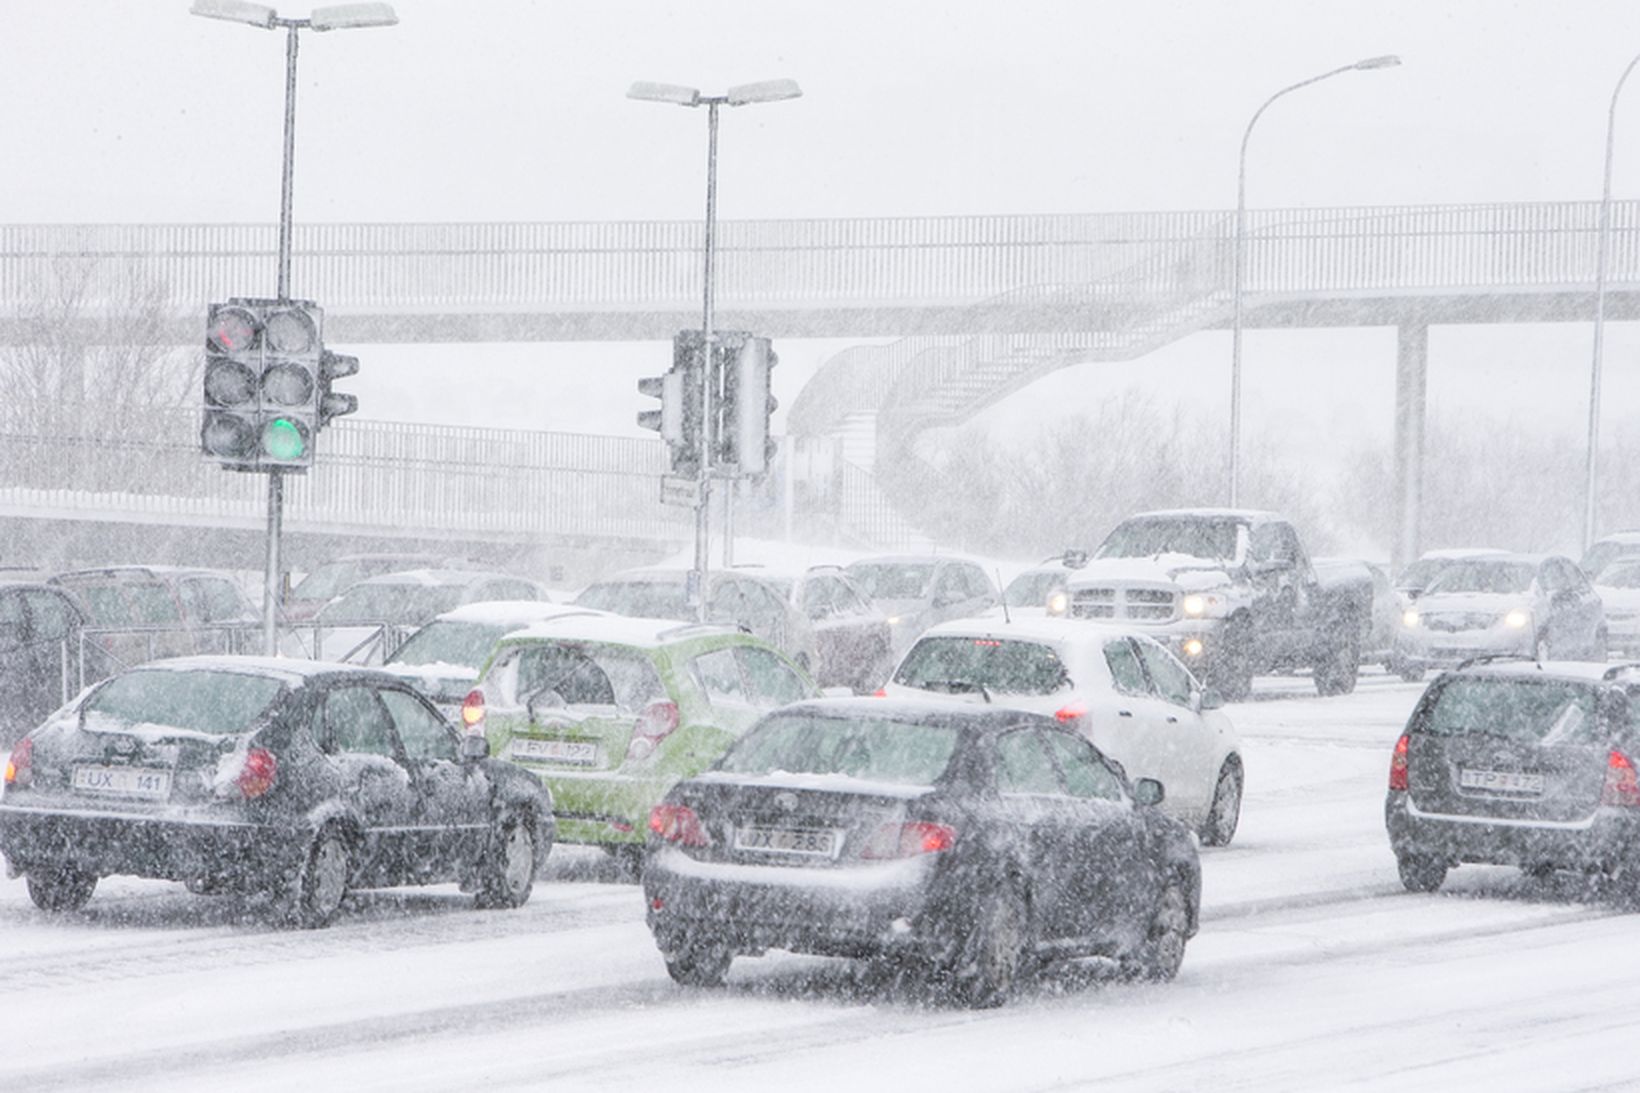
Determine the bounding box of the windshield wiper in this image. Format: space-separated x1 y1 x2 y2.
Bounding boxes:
922 679 992 703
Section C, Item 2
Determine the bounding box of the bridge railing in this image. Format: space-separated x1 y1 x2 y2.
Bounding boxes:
0 410 686 543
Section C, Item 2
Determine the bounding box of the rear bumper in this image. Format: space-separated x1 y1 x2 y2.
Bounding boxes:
1385 792 1640 869
528 769 676 847
642 844 941 960
0 802 291 883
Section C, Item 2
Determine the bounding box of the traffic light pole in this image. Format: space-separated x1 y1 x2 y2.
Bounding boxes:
691 99 722 624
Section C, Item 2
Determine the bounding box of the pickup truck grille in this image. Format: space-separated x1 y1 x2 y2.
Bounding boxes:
1070 585 1177 622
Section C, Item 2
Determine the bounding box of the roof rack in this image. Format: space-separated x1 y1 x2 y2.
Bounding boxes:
1453 653 1539 671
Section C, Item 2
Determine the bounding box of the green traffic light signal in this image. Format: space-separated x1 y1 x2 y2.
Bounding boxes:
263 417 307 462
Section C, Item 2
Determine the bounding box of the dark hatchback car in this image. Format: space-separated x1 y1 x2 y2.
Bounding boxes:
0 656 553 926
642 698 1200 1006
1386 659 1640 895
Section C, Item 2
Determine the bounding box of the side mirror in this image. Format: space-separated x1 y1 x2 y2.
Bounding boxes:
460 733 490 761
1133 778 1165 807
1195 687 1224 712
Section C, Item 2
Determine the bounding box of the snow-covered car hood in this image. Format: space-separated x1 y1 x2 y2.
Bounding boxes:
1411 591 1537 616
1071 555 1233 591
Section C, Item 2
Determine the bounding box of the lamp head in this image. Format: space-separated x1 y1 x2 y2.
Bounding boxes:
628 81 702 107
1353 55 1401 70
726 78 803 106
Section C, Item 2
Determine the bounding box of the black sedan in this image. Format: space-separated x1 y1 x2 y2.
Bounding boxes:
642 697 1200 1006
0 656 553 926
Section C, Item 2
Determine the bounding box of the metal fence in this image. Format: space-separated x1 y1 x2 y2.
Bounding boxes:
0 410 687 544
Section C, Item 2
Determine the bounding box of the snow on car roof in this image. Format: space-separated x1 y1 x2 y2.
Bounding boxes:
1128 507 1281 521
1416 547 1509 560
432 601 597 625
917 615 1138 647
129 655 389 683
498 612 739 649
1461 659 1638 684
779 695 1059 730
353 568 524 588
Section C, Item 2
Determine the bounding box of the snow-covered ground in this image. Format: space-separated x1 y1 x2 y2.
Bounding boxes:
1 671 1630 1091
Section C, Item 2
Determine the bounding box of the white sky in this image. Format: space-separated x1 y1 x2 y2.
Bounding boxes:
8 1 1640 451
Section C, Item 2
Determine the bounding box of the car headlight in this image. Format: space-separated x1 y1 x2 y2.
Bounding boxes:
1181 592 1227 618
1182 637 1205 658
1402 609 1420 628
1046 592 1068 616
1503 609 1530 630
886 615 902 627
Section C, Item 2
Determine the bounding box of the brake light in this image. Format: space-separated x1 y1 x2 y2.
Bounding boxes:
1389 733 1410 792
861 820 957 859
1602 749 1640 808
872 688 887 698
1055 701 1088 723
648 802 710 846
972 639 1001 647
4 737 33 788
626 700 681 761
461 689 486 730
233 747 278 799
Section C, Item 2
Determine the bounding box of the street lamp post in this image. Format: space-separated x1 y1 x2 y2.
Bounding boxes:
191 0 397 655
1583 50 1640 555
1228 54 1400 507
628 78 801 621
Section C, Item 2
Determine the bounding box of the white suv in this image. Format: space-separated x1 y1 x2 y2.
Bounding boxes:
881 617 1244 845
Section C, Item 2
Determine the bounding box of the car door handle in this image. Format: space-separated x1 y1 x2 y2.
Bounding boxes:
1118 709 1133 718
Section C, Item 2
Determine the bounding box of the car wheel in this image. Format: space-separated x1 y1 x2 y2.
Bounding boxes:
664 939 733 988
1314 627 1360 697
1124 877 1190 982
1396 851 1448 894
601 843 645 879
26 863 96 912
1199 761 1243 848
279 829 350 929
949 884 1029 1008
476 812 538 910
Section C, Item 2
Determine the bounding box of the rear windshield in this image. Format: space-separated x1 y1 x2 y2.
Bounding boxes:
318 582 468 625
387 620 509 669
1004 571 1066 608
1424 562 1535 595
894 636 1069 696
1423 677 1599 746
509 641 665 711
66 582 182 627
83 669 284 735
719 713 960 787
846 563 934 600
574 580 689 620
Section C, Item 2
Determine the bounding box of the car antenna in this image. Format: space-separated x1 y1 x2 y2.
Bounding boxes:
997 568 1011 624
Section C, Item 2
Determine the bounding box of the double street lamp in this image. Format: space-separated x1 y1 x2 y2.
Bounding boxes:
191 0 397 654
1583 50 1640 554
629 78 802 620
1227 55 1401 508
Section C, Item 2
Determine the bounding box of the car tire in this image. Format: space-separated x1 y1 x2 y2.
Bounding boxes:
279 828 350 929
949 884 1029 1009
664 939 733 988
1314 625 1360 697
26 863 96 912
475 812 538 910
1199 760 1243 848
1124 877 1190 982
602 843 645 880
1396 851 1448 894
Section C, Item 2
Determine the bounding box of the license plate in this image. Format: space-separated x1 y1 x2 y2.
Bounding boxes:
1459 768 1544 795
734 826 839 857
72 765 172 800
508 737 600 766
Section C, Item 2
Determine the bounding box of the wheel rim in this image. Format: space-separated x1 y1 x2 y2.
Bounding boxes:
977 895 1023 991
1211 770 1242 842
310 838 346 916
502 823 535 898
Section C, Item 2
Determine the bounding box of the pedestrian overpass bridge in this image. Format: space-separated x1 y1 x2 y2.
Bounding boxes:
5 199 1640 565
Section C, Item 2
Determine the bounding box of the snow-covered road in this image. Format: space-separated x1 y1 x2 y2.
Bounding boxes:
2 673 1632 1092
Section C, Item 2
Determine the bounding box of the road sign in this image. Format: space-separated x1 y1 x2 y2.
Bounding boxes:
660 474 702 508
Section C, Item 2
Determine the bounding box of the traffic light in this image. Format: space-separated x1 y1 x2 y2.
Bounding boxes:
199 298 324 471
318 349 360 427
638 332 707 477
201 303 264 469
719 335 778 476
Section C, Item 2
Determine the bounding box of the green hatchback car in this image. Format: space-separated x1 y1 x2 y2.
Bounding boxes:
462 614 818 855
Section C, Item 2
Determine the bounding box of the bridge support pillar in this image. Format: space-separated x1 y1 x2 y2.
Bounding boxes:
1392 322 1428 574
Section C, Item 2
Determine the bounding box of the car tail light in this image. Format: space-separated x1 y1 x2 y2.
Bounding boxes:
626 700 681 762
860 820 957 859
1389 733 1410 792
461 689 486 730
648 802 710 846
1055 701 1088 723
1602 750 1640 808
872 688 887 698
4 737 33 788
230 747 278 799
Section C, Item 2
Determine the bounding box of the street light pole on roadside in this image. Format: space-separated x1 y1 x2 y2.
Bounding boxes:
191 0 397 655
1228 54 1400 508
628 78 802 621
1583 50 1640 555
